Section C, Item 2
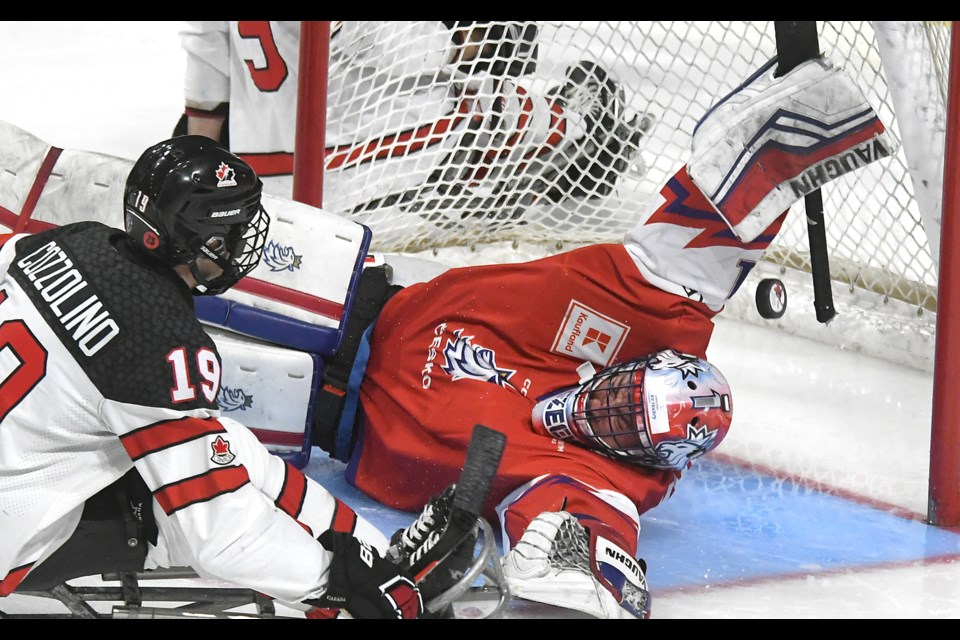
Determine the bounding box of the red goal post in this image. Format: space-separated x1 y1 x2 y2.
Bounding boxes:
292 21 958 526
929 21 959 527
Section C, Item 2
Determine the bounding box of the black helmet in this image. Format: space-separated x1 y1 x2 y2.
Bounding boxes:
123 135 270 295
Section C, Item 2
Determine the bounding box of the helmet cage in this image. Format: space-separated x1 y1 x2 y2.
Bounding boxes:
185 203 270 295
569 359 661 466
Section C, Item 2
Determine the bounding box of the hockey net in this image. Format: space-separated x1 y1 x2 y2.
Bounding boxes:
302 21 960 527
313 21 951 373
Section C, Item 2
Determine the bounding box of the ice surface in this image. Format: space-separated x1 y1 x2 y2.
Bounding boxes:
0 21 956 619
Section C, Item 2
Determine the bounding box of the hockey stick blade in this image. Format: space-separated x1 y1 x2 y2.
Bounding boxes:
452 425 507 521
406 424 506 582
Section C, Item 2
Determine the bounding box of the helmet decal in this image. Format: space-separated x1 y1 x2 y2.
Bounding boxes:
655 423 721 470
647 349 705 378
123 136 269 295
142 231 160 250
215 162 238 187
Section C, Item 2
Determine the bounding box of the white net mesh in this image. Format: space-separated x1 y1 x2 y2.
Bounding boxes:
321 21 949 367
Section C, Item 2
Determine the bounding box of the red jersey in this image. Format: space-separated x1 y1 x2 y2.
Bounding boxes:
351 242 717 554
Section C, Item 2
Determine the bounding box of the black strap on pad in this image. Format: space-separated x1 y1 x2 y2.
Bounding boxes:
312 265 403 455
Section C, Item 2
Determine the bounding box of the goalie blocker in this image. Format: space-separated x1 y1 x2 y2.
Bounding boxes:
687 53 897 243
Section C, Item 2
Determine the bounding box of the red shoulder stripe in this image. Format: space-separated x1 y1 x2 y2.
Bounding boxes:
0 233 19 250
328 499 358 535
120 417 226 461
0 563 33 596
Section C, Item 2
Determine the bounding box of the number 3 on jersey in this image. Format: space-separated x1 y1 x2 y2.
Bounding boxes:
167 346 220 404
237 21 289 92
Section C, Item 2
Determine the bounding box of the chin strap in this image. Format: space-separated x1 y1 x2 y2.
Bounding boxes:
186 260 213 295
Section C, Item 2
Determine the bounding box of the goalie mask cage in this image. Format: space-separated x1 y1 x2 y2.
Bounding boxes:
292 21 958 526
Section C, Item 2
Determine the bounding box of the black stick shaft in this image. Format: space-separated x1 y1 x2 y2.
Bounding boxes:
774 21 836 324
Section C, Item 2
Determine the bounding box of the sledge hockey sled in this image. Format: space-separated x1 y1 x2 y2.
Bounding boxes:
2 426 512 620
4 517 508 619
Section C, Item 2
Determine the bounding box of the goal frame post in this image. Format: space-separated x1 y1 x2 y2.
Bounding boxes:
928 20 960 528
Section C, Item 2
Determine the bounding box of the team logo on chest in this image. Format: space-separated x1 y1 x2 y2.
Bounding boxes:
441 328 516 388
210 435 236 465
551 300 630 367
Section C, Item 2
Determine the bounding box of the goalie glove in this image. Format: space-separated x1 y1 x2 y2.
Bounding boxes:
502 511 651 619
311 530 423 619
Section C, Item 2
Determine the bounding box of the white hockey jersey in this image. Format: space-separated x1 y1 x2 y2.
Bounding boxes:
0 224 385 603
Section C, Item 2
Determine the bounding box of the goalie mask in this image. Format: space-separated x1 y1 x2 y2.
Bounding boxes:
532 349 733 471
123 135 270 296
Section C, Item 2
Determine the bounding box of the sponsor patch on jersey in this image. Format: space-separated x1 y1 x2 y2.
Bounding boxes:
550 300 629 367
210 435 237 465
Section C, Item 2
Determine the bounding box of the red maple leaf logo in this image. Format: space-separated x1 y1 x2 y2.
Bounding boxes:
211 435 231 456
210 435 236 465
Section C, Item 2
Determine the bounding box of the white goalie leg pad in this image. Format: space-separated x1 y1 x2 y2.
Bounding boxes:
208 327 322 468
196 192 372 356
688 54 898 243
501 511 649 619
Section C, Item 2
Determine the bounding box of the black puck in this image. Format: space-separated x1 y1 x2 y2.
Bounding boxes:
756 278 787 319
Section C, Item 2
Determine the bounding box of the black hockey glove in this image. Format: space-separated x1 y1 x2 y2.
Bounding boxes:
313 530 423 619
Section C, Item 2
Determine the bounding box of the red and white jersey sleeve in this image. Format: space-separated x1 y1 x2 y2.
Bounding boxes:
180 20 232 111
624 164 787 311
106 405 377 605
